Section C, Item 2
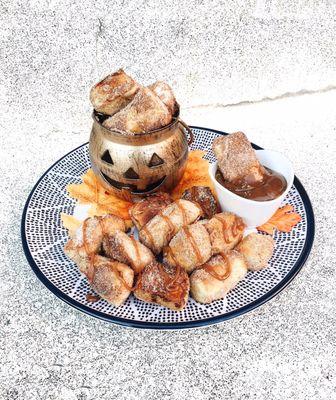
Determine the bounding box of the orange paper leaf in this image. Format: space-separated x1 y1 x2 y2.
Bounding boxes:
63 150 215 225
257 205 301 235
61 213 82 237
66 169 132 221
171 150 215 200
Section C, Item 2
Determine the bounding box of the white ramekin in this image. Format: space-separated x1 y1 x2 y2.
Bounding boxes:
209 150 294 228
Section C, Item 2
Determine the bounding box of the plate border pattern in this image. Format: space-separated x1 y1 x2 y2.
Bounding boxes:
21 126 315 330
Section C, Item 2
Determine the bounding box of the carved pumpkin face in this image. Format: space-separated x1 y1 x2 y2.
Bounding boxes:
89 115 189 200
99 149 167 192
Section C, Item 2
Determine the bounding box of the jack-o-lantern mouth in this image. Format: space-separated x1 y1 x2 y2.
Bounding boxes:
100 171 166 194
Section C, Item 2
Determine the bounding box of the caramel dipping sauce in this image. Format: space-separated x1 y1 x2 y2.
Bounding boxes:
215 167 287 202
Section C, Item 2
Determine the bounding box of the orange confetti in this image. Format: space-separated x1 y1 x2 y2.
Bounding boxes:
257 205 301 235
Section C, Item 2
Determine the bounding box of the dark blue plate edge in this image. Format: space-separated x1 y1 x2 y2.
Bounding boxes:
21 126 315 330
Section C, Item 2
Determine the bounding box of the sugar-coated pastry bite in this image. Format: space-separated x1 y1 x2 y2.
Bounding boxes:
89 255 134 307
139 199 203 254
133 261 189 311
190 250 247 304
90 69 140 116
181 186 219 219
103 87 172 133
129 192 173 231
213 132 266 184
236 233 275 271
64 214 126 275
148 81 178 115
164 222 212 273
205 212 245 255
102 230 154 274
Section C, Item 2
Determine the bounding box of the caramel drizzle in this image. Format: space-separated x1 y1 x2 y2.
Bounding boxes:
182 226 203 264
161 214 175 235
130 235 141 271
142 225 155 250
164 246 179 266
233 217 245 236
162 247 186 296
141 206 175 251
132 261 185 299
213 215 245 245
82 217 132 292
214 215 230 244
86 293 100 303
175 200 187 226
98 216 105 236
158 263 185 298
203 253 231 281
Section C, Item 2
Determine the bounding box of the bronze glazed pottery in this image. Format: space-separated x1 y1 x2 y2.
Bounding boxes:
89 110 193 200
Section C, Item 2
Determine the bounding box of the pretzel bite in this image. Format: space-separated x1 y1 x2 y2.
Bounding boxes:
236 233 275 271
133 261 189 311
139 199 203 254
103 87 172 133
213 132 266 183
190 251 247 304
164 222 212 273
102 230 154 274
181 186 219 219
205 212 245 255
89 255 134 307
129 192 173 230
90 69 140 115
148 81 178 115
64 214 126 275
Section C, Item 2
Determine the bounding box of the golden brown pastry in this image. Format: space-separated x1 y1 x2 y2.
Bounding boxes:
102 230 154 274
133 261 189 311
139 199 203 254
163 222 212 273
181 186 219 219
148 81 178 115
89 255 134 307
212 132 266 184
236 232 275 271
103 87 172 133
64 214 126 275
205 212 245 254
129 192 173 231
90 69 140 115
190 251 247 304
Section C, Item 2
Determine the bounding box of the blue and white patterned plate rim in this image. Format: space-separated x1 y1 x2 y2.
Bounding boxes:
21 126 315 330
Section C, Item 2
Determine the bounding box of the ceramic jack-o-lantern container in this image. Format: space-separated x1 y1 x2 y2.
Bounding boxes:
89 109 193 200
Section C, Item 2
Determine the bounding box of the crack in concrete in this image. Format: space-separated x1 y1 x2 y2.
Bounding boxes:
95 18 103 57
92 18 104 76
185 85 336 109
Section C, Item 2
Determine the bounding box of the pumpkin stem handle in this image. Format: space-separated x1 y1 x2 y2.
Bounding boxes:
178 119 194 146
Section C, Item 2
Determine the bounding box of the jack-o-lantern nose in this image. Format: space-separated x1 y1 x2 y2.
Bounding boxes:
124 167 139 180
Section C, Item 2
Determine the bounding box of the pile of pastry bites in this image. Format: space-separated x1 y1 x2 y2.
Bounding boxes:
64 185 275 311
90 69 178 134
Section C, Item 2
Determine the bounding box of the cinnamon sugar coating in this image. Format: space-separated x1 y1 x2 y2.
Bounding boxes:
212 132 266 183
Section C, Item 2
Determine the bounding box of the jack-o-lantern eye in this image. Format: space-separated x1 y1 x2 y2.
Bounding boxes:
101 150 113 165
148 153 164 168
124 167 139 180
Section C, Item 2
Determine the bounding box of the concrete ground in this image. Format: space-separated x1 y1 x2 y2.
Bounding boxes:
1 1 335 399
